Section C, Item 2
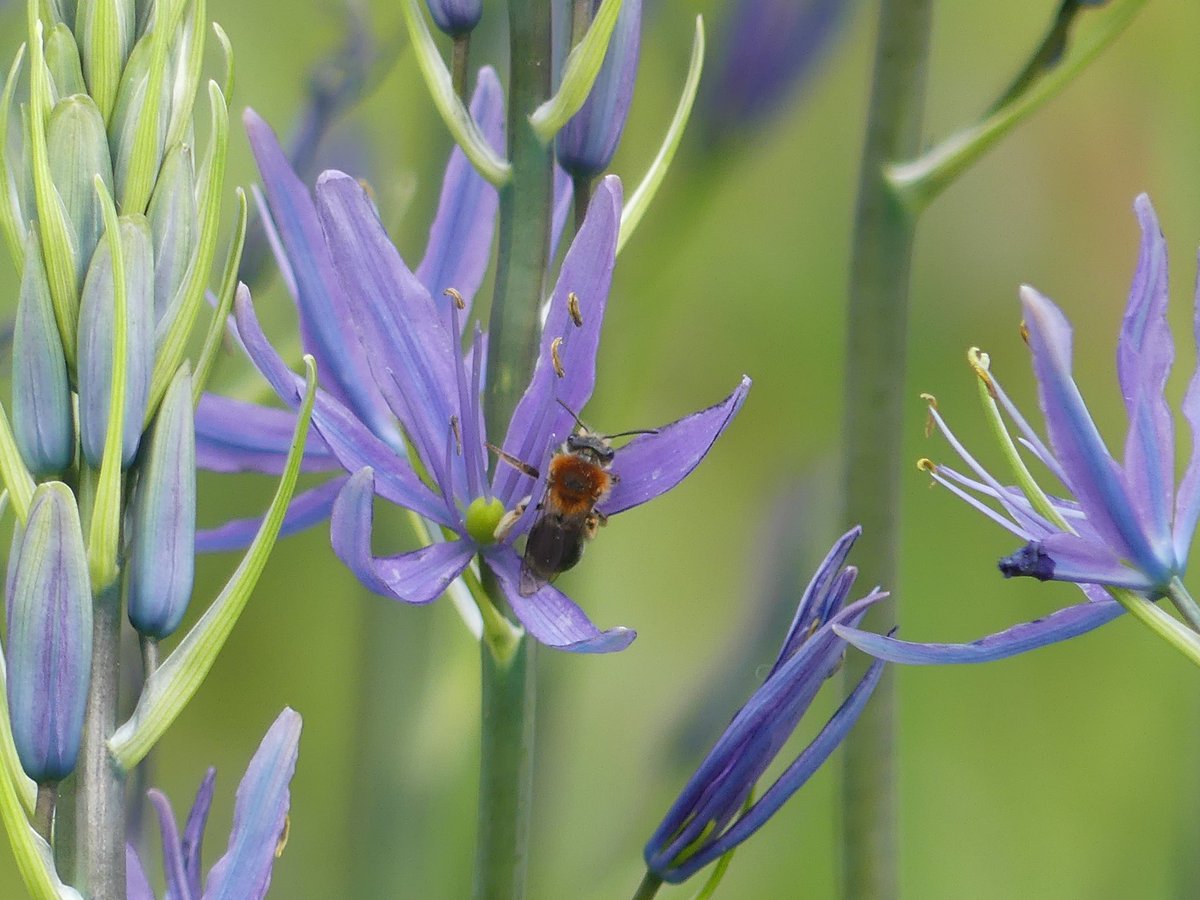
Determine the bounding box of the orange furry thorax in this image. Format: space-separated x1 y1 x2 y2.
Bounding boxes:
546 453 614 517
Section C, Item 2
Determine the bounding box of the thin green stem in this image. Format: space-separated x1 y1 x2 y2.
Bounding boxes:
451 34 470 101
1167 577 1200 634
840 1 933 898
127 636 160 854
32 783 54 844
631 870 664 900
73 578 125 898
474 1 554 896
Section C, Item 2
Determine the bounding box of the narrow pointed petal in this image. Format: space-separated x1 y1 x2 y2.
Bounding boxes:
603 376 750 515
1174 253 1200 565
1021 285 1167 582
148 789 189 898
196 476 348 554
184 769 217 898
196 394 338 475
232 288 449 524
496 176 622 504
331 469 474 604
487 548 636 652
244 109 397 442
834 597 1125 664
126 846 155 900
7 483 92 782
771 526 859 676
127 366 196 639
998 533 1155 591
316 170 461 482
1119 195 1175 558
667 657 884 882
204 708 302 900
416 66 504 317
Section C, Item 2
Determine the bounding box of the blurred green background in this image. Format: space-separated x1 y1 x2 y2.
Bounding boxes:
3 0 1200 897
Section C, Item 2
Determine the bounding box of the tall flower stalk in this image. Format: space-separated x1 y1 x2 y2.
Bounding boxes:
0 2 312 896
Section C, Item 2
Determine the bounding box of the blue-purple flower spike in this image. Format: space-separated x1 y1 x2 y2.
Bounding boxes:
7 483 93 783
644 527 886 883
556 0 641 180
127 708 302 900
839 194 1200 666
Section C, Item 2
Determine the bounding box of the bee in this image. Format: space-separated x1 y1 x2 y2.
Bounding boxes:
493 406 654 596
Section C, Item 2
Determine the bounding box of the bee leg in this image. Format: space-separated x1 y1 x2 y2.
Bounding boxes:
494 497 531 541
583 511 606 540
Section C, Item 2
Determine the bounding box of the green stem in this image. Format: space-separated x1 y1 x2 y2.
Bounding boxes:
32 783 54 844
73 578 125 898
451 34 471 101
474 1 553 896
631 870 664 900
840 1 932 898
1167 577 1200 634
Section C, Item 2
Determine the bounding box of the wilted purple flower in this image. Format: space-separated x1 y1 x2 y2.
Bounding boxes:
838 194 1200 665
426 0 482 37
126 708 301 900
197 76 748 653
701 0 851 142
7 482 92 783
644 528 885 882
555 0 641 180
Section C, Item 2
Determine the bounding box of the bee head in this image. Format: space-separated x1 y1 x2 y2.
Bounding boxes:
565 433 615 465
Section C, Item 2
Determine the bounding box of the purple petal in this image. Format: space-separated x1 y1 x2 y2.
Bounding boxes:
1174 250 1200 565
245 109 398 442
416 67 504 320
316 171 464 491
331 468 475 604
999 533 1156 592
604 376 750 515
833 598 1125 664
184 768 217 899
495 176 623 504
126 846 155 900
549 163 573 262
203 708 302 900
196 476 348 553
1021 286 1168 583
1119 195 1175 559
662 657 884 882
232 287 448 524
195 393 338 475
487 547 636 652
148 789 190 899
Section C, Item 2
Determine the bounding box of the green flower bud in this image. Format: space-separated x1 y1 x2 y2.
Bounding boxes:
108 34 168 211
46 93 113 286
44 23 85 99
12 231 73 476
77 214 153 467
75 0 136 121
127 363 195 638
146 143 195 320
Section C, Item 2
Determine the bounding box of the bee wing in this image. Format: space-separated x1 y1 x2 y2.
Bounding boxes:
519 513 586 596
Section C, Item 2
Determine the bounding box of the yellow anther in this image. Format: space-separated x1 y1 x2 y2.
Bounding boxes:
450 415 462 455
551 337 565 378
968 347 996 397
919 393 937 438
1018 321 1030 344
917 457 936 472
444 287 466 310
275 815 291 858
567 291 583 327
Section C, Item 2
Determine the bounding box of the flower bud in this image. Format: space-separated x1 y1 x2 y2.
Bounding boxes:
77 214 154 468
127 364 196 639
44 23 86 99
146 144 195 321
555 0 641 180
425 0 482 37
75 0 136 119
7 482 92 783
12 231 74 476
47 93 113 286
108 35 169 210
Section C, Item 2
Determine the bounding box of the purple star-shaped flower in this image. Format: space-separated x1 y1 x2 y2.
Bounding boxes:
198 71 748 653
126 708 301 900
644 528 886 882
838 194 1200 664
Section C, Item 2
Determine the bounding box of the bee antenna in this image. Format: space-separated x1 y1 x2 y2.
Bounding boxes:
604 428 659 440
554 398 588 432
